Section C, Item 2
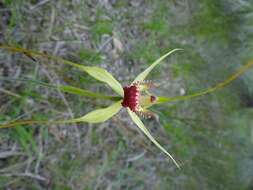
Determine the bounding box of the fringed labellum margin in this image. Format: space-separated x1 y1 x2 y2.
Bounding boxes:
121 82 157 118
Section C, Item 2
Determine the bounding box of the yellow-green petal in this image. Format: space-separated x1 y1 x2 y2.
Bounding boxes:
132 49 183 84
127 109 180 168
81 66 124 97
0 101 122 129
73 101 122 123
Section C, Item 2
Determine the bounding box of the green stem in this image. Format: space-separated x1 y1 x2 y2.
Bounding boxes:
157 60 253 103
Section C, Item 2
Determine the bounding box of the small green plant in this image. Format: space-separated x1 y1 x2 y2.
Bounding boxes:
1 45 253 169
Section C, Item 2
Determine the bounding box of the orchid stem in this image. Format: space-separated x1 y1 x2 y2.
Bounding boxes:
158 60 253 103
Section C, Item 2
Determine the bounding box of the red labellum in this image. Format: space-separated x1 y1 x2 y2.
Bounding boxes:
121 82 157 116
121 85 140 112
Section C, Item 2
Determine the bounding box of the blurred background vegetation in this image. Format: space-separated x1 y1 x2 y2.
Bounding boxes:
0 0 253 189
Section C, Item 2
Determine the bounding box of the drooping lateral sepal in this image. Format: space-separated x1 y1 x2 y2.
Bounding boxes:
73 101 122 123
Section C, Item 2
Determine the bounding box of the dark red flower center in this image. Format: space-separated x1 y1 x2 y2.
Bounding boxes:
121 85 140 112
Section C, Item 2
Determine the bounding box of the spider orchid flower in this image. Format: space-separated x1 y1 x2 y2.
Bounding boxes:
67 49 183 168
1 46 253 168
0 46 181 168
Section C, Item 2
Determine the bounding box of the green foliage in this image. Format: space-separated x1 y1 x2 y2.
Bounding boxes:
78 48 102 65
11 126 38 156
91 20 113 42
190 0 237 42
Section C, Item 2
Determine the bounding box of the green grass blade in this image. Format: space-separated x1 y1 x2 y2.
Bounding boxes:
156 59 253 104
0 77 55 88
127 108 180 168
0 45 124 96
13 126 38 156
0 120 70 129
132 48 183 84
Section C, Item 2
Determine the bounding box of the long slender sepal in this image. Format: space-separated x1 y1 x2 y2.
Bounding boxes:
0 45 124 96
157 60 253 104
0 101 122 129
127 109 180 168
132 49 183 84
58 85 122 101
0 77 122 101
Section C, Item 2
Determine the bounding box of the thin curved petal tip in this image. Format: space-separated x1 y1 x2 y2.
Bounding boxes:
127 109 180 168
